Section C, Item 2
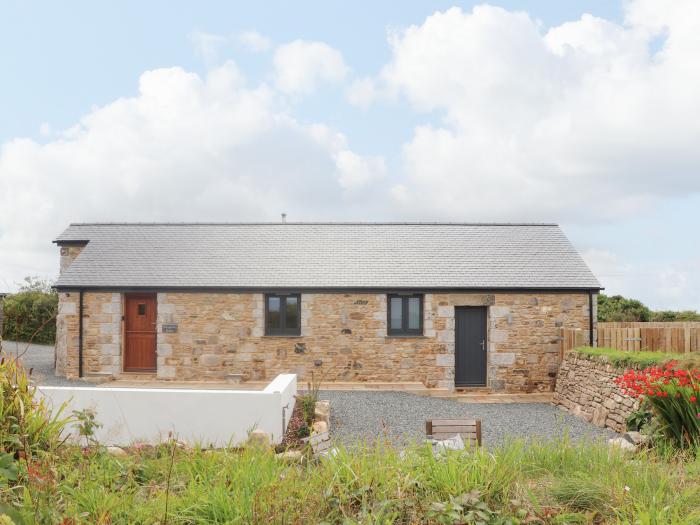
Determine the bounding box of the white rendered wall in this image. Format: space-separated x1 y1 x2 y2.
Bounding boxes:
38 374 296 447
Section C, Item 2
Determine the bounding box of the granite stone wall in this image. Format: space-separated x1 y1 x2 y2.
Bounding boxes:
59 245 84 274
56 288 594 391
553 351 639 432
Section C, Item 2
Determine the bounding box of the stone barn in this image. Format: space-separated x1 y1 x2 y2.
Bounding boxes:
53 222 600 393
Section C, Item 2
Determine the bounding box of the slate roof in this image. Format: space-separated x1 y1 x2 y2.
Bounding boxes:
53 223 601 290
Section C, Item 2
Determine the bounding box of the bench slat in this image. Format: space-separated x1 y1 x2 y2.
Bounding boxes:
430 419 478 426
432 425 478 433
432 434 479 443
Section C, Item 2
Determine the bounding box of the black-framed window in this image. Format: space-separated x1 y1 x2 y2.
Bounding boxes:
387 294 423 336
265 293 301 336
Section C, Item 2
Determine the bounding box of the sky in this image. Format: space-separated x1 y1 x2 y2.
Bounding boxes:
0 0 699 310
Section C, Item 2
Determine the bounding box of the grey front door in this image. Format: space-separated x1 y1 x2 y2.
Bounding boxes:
455 306 487 387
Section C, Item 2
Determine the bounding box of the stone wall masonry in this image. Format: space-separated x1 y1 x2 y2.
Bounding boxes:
55 291 122 379
59 245 85 275
553 351 639 432
155 292 451 385
56 291 594 391
82 293 122 376
55 292 78 377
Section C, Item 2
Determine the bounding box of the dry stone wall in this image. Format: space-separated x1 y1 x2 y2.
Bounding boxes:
553 351 639 432
56 287 593 391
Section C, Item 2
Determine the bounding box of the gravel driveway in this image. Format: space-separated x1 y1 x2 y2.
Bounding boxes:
1 340 79 386
321 390 616 448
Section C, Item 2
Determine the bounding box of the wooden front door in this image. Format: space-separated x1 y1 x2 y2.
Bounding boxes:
124 293 157 372
454 306 487 387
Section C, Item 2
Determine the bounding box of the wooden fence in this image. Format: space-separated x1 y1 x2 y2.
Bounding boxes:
560 322 700 355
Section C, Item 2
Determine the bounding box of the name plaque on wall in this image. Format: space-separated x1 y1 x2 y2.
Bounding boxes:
162 324 178 333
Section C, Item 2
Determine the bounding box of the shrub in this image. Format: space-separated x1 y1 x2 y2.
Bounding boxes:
615 361 700 448
297 370 324 426
1 277 58 345
597 294 651 322
626 406 653 432
651 310 700 322
296 425 310 438
597 293 700 322
0 356 70 456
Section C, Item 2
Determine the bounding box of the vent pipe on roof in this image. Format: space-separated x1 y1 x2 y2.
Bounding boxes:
281 213 287 223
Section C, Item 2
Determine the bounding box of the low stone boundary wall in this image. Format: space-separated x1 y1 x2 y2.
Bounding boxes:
39 373 296 447
553 352 638 432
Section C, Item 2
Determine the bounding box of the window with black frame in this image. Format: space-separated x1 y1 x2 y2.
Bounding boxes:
387 294 423 336
265 293 301 336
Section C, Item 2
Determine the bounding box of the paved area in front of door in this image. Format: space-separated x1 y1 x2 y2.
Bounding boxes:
321 390 617 448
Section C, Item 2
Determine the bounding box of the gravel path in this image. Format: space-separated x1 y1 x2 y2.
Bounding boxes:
1 340 80 386
321 390 616 448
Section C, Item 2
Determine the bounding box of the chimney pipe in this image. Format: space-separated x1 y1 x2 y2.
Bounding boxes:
281 213 287 223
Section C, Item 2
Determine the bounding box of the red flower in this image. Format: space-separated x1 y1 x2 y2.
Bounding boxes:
691 396 697 403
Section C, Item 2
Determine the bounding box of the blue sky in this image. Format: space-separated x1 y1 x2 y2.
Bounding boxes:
1 0 698 309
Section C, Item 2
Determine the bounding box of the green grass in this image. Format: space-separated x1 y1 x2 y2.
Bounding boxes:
2 437 699 524
574 346 700 369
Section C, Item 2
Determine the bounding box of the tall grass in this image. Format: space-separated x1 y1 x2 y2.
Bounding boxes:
575 346 700 369
2 437 698 524
0 354 70 455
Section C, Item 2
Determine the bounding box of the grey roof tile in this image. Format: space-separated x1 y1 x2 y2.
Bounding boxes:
53 223 600 289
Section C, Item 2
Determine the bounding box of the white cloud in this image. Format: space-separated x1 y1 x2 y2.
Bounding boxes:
583 249 700 310
0 62 384 290
334 150 386 191
273 40 349 94
238 30 272 52
188 30 228 64
363 2 700 222
346 77 377 109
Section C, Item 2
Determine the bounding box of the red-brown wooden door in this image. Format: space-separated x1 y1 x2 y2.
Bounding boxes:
124 293 157 372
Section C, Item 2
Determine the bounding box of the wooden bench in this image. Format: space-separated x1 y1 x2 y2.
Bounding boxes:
426 419 482 447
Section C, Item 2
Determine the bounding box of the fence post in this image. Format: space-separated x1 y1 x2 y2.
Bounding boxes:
559 328 564 359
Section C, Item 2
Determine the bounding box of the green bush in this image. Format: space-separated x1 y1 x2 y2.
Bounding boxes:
1 277 58 345
651 310 700 322
597 293 700 322
597 294 651 322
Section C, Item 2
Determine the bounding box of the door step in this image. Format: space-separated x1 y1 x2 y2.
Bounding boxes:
81 372 116 384
116 373 157 381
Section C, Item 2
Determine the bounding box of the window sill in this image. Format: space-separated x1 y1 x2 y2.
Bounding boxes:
386 334 427 339
263 334 303 338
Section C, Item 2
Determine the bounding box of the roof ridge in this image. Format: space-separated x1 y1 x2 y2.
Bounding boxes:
66 221 560 227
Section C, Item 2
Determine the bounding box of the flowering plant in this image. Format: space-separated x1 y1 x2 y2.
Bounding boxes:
615 361 700 448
